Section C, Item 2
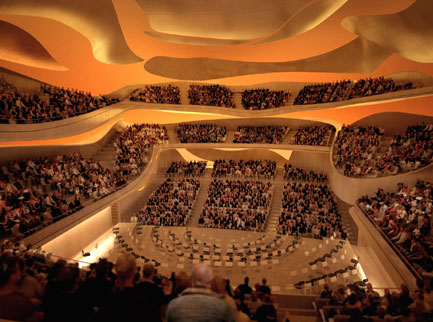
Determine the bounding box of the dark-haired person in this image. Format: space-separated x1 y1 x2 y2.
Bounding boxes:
0 255 43 321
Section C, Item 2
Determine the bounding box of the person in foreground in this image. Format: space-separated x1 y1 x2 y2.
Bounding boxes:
166 263 235 322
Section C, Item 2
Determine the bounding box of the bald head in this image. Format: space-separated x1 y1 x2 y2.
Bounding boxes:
191 263 213 288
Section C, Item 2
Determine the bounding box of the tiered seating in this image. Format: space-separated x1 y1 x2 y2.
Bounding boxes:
188 84 235 108
241 88 291 110
233 126 289 144
166 161 207 177
0 80 120 124
291 125 334 146
358 180 433 273
283 164 327 182
278 182 345 239
333 125 385 177
114 124 168 178
129 85 180 104
347 76 413 99
136 178 200 226
211 160 276 179
0 153 122 238
199 179 273 231
294 80 351 105
176 123 227 143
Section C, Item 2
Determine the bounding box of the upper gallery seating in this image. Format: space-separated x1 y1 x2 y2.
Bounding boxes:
233 126 289 144
0 78 119 124
176 123 227 143
241 88 291 110
188 84 235 108
211 159 276 179
291 125 334 146
129 85 180 104
166 161 207 177
283 164 328 183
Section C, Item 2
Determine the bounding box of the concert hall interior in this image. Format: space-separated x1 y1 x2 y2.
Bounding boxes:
1 1 433 321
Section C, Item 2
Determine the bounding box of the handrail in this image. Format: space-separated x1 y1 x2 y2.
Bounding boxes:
356 202 423 282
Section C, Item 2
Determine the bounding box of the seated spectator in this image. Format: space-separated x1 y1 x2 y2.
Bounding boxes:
176 123 227 143
347 76 412 100
129 85 180 104
294 80 351 105
167 161 207 177
136 178 200 226
278 182 345 239
212 160 276 179
291 125 334 146
188 84 235 108
241 88 291 110
233 126 288 144
199 179 272 231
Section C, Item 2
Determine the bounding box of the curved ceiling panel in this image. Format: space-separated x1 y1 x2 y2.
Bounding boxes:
342 0 433 63
136 0 313 41
0 20 65 70
258 0 348 44
144 38 393 80
144 31 249 46
0 0 142 65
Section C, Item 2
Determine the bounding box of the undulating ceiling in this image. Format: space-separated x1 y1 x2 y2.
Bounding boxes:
0 0 431 95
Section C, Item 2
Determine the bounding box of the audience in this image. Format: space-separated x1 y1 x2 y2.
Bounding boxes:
291 125 333 146
233 126 288 144
188 84 235 108
166 161 207 177
278 182 345 239
283 164 327 183
212 160 276 179
199 179 273 231
0 153 122 238
114 124 168 179
136 178 200 226
358 180 433 273
241 88 291 110
129 85 180 104
333 125 385 177
347 77 412 100
176 123 227 143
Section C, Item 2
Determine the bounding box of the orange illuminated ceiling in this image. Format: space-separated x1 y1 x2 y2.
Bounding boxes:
0 0 432 95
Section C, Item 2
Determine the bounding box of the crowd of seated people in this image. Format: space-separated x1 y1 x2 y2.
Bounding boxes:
294 76 413 105
333 125 385 177
166 161 207 177
241 88 291 110
233 126 289 144
380 123 433 174
114 124 168 178
188 84 235 108
347 76 413 100
0 81 120 124
199 179 273 231
129 85 180 104
136 178 200 226
0 241 292 322
291 125 333 146
277 182 345 239
320 281 433 321
283 164 328 183
212 160 276 179
358 180 433 273
176 123 227 143
294 80 351 105
0 153 123 238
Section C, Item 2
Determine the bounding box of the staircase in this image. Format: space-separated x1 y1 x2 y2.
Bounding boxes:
187 168 213 227
337 197 358 245
225 129 236 143
111 203 120 225
265 168 285 233
92 131 122 170
281 128 297 145
166 126 179 144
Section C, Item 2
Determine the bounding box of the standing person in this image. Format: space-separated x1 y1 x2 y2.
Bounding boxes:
237 277 253 296
254 294 277 322
166 263 235 322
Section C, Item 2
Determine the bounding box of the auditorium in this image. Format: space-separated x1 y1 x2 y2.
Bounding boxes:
1 1 433 321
